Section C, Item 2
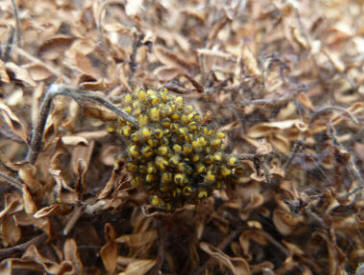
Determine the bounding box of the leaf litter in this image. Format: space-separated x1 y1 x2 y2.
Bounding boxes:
0 0 364 274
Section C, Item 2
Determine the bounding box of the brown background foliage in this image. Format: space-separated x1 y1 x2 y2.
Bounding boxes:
0 0 363 274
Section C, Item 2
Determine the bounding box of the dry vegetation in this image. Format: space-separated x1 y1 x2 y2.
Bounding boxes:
0 0 364 274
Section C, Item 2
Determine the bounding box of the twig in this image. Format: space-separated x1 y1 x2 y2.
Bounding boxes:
310 105 360 125
63 205 84 236
326 124 364 198
128 33 143 89
26 84 138 163
283 139 305 171
238 153 256 161
262 160 272 184
197 227 243 275
10 0 22 48
184 74 204 93
162 82 192 94
0 171 23 190
3 26 16 61
0 233 47 258
149 218 165 275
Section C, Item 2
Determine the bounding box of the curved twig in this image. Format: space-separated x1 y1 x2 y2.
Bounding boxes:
0 172 23 190
310 105 360 125
0 233 47 258
26 84 137 163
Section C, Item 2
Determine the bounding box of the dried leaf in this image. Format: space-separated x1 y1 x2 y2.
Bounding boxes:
200 242 250 275
154 45 193 73
38 35 75 60
100 223 118 274
23 63 53 81
0 60 10 83
22 186 37 215
74 51 98 77
1 216 21 246
61 136 89 146
240 46 261 76
154 66 180 81
5 62 36 87
115 230 157 247
0 100 28 143
122 259 157 275
296 93 315 111
64 239 83 274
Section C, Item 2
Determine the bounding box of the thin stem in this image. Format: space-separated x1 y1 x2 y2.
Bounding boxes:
0 171 23 190
0 233 47 258
26 84 138 163
4 26 15 61
310 105 359 125
10 0 21 48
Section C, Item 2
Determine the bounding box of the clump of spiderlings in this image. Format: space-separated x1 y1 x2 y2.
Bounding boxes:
110 89 239 211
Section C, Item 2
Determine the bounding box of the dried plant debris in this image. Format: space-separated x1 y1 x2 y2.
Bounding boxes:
0 0 364 274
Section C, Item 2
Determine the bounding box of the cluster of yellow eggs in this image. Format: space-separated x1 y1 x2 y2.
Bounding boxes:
110 89 238 211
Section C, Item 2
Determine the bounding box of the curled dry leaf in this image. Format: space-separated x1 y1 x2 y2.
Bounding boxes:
1 215 21 247
64 239 83 275
0 99 28 143
33 204 72 219
200 242 250 275
22 185 37 215
0 60 10 83
23 245 73 275
273 207 304 236
100 223 118 274
0 194 23 220
5 62 36 87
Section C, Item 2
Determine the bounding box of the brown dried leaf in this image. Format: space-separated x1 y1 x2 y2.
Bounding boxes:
122 259 157 275
38 35 75 60
200 242 250 275
240 46 261 76
291 26 309 49
64 239 83 274
33 204 63 219
23 63 53 81
0 60 10 83
22 185 37 215
0 100 28 143
115 230 157 247
273 208 304 236
323 48 346 73
100 223 118 274
18 164 43 193
296 93 315 112
61 136 89 146
0 194 23 220
154 66 180 81
23 245 72 274
1 216 21 246
5 62 36 87
74 51 98 77
154 45 193 73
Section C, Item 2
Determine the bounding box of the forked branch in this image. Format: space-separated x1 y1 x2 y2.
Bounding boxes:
26 84 137 163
